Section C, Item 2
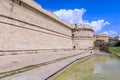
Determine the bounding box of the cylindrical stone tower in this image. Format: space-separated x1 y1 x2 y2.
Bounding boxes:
72 24 94 50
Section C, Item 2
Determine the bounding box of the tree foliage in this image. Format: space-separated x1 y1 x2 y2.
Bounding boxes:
115 41 120 47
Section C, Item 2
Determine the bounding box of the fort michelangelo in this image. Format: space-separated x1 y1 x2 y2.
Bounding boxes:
0 0 94 54
0 0 94 80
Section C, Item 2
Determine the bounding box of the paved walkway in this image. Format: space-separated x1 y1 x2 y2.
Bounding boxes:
0 50 85 73
0 50 93 80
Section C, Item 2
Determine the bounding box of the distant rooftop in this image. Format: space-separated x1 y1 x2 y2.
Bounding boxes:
94 34 108 37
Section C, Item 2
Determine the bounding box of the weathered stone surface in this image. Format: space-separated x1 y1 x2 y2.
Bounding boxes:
0 0 94 53
0 0 72 51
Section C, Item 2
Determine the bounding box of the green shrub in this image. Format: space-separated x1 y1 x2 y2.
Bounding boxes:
115 41 120 47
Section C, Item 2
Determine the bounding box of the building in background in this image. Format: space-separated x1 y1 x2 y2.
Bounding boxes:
93 34 109 47
94 34 109 43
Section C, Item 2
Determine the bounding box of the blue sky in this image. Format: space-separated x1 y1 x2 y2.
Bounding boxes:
34 0 120 36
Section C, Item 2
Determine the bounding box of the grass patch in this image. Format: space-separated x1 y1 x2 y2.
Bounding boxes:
109 47 120 57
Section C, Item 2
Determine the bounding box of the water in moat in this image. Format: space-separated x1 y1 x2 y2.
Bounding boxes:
48 52 120 80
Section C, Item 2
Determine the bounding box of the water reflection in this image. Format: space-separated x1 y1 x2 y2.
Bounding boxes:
48 52 120 80
88 54 120 80
93 54 110 75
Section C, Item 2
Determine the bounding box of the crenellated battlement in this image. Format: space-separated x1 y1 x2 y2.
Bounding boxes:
72 24 94 31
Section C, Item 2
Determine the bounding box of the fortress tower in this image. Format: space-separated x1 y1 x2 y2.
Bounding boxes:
72 24 94 50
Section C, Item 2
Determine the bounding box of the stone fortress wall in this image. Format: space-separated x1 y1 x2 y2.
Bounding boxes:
0 0 94 53
0 0 73 51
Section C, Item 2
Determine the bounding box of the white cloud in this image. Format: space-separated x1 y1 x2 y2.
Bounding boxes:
53 9 110 32
87 19 110 32
53 8 86 24
102 30 118 37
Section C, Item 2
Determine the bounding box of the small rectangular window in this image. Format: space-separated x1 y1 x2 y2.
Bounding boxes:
73 46 76 49
72 34 74 37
